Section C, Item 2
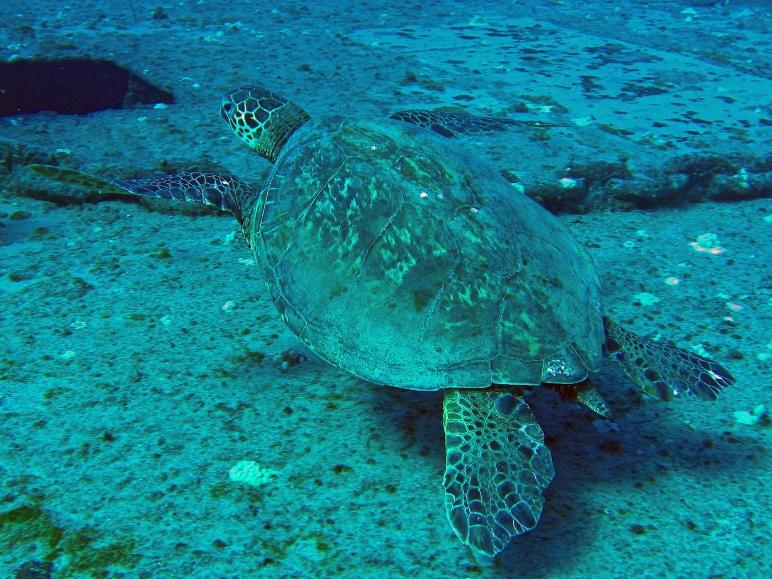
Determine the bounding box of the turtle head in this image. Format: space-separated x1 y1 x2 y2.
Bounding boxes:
221 86 310 163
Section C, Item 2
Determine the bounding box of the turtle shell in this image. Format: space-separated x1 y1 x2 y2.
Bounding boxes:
248 117 604 390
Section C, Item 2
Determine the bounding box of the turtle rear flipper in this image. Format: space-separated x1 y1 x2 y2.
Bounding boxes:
442 389 554 557
604 317 735 401
28 165 254 218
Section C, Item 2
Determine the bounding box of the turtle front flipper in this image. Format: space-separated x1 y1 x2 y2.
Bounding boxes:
604 317 735 401
28 165 134 196
390 109 564 138
442 389 554 557
28 165 255 220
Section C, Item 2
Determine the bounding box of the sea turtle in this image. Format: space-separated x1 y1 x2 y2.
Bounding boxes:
30 86 734 557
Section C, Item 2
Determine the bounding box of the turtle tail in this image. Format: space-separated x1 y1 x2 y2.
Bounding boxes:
603 316 735 401
28 165 255 223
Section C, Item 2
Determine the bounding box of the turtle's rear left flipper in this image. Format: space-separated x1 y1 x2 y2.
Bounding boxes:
442 389 554 557
28 165 254 217
604 317 735 401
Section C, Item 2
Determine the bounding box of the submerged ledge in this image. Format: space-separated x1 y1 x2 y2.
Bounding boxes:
0 58 174 116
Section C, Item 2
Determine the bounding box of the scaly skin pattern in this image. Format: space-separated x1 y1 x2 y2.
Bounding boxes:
604 317 735 400
28 165 257 240
250 117 604 391
443 389 554 557
390 109 563 138
221 87 310 163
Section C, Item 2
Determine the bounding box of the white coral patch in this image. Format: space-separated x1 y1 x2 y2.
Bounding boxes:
733 405 768 426
228 460 279 487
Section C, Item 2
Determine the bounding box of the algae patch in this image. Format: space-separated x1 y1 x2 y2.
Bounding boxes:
0 500 140 576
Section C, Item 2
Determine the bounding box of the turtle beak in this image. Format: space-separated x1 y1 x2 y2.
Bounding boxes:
220 89 246 132
220 99 233 123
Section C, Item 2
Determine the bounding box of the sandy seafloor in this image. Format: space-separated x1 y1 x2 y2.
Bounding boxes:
0 1 770 577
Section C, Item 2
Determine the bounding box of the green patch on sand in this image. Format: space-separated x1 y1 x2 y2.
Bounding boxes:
1 497 140 577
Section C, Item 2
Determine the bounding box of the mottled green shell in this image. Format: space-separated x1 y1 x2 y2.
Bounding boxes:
248 118 604 390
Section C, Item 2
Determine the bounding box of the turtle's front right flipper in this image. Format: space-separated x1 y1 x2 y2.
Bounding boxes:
28 165 255 219
391 109 567 138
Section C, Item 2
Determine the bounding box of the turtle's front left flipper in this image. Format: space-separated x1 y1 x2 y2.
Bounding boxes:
442 389 554 557
28 165 255 218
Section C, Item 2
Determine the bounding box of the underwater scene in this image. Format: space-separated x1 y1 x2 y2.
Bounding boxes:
0 0 770 577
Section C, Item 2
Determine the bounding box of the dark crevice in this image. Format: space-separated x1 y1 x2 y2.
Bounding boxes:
0 58 174 116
